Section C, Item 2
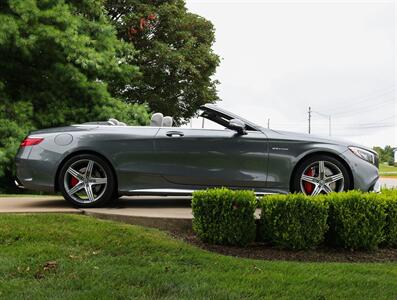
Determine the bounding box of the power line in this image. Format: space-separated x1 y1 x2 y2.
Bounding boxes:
331 97 395 117
312 110 331 136
272 114 396 126
318 86 395 114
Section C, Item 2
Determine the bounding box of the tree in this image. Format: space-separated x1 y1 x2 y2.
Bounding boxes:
0 0 149 191
373 145 396 165
106 0 220 122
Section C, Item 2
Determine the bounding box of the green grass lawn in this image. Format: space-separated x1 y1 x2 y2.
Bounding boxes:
380 163 397 176
0 214 396 299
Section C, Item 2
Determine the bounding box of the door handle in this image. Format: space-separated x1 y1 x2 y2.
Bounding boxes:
166 131 184 137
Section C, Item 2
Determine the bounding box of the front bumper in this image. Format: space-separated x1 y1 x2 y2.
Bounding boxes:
14 178 25 189
372 178 381 193
340 149 379 192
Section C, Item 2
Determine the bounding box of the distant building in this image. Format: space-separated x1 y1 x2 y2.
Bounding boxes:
395 148 397 165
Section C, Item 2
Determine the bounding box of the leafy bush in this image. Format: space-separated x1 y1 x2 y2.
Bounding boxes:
0 1 150 191
192 188 257 246
259 194 329 250
327 191 386 250
380 189 397 247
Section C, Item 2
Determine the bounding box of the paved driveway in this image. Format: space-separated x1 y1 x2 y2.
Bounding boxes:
380 177 397 188
0 195 193 217
0 195 194 232
0 180 395 219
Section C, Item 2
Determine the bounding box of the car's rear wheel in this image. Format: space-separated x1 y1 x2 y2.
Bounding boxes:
59 154 116 207
292 155 350 195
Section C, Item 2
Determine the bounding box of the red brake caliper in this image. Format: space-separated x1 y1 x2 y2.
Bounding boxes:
304 168 314 194
70 176 79 188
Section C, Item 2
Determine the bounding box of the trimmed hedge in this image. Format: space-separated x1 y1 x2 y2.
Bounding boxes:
326 191 386 250
192 188 256 246
259 194 329 250
380 189 397 247
192 188 397 251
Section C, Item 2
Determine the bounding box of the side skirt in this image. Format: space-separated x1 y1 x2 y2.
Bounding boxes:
122 188 286 196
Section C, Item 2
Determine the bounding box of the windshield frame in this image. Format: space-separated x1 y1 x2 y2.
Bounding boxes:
199 104 261 131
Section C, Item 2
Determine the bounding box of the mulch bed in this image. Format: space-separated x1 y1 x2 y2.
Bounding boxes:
173 232 397 263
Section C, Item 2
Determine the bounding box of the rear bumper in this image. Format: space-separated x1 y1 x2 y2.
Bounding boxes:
15 146 58 193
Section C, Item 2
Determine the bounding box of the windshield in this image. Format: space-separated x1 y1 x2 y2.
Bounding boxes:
183 106 259 131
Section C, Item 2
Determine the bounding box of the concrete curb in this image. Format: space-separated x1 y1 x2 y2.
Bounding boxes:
0 196 194 234
82 210 193 234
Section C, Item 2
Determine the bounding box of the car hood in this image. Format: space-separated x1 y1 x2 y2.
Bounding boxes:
262 128 374 152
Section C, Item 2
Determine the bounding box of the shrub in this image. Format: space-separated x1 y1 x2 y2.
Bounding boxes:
326 191 386 250
259 194 329 250
192 188 257 246
380 189 397 247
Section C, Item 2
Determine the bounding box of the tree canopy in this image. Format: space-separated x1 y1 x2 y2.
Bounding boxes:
0 0 149 189
373 145 396 166
0 0 220 191
106 0 220 122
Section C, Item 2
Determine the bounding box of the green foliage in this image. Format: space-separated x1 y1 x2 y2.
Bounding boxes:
106 0 220 122
0 0 149 190
380 189 397 247
192 188 256 246
327 191 386 250
259 194 329 250
192 189 397 251
97 101 150 126
373 145 396 165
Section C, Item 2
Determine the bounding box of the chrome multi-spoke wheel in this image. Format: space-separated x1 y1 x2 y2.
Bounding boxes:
64 159 108 203
59 154 115 207
300 160 344 195
292 155 350 196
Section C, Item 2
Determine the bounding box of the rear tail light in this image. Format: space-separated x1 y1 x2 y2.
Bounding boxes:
20 137 44 147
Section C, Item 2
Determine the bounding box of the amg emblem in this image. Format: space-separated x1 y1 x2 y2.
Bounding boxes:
272 147 289 151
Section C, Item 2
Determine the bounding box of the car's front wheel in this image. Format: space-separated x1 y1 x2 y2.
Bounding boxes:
59 154 116 207
292 155 350 195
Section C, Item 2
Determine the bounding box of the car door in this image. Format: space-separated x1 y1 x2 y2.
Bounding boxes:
153 128 268 188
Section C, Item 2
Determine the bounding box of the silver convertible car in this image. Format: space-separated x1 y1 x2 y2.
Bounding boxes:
15 104 380 207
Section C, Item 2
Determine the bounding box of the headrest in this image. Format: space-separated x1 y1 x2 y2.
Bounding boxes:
150 113 164 127
107 118 127 126
108 118 119 125
162 116 173 127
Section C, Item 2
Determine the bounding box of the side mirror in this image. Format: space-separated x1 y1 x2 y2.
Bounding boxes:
229 118 246 135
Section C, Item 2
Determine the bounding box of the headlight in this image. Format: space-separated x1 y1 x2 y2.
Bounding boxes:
348 146 376 165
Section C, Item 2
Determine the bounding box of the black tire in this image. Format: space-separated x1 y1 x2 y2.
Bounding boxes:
291 154 351 195
58 154 116 208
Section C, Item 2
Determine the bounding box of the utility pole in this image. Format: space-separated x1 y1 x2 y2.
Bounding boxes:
267 118 270 129
308 106 311 134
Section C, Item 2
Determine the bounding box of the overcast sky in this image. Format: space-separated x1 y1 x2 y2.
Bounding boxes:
185 0 396 147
